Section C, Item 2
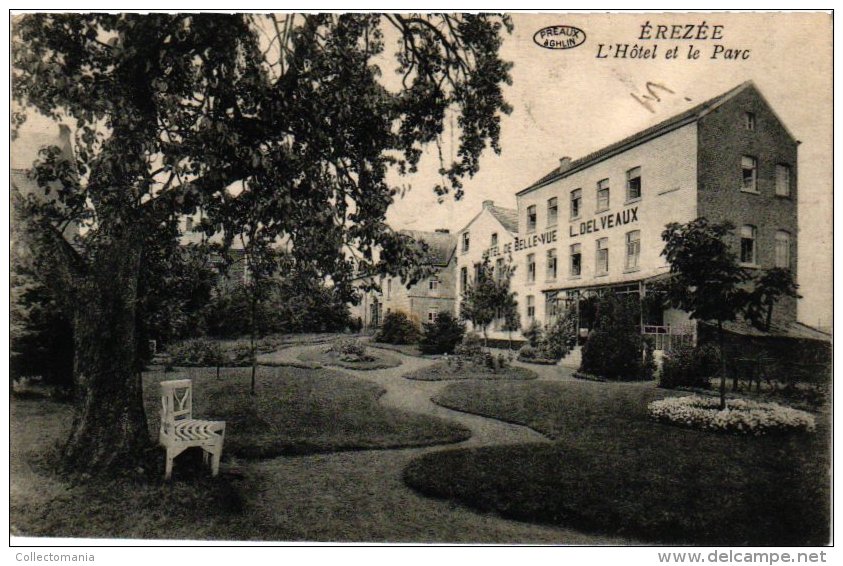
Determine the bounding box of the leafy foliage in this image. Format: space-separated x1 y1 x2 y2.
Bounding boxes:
580 294 651 381
11 13 512 473
374 311 420 345
459 255 517 343
542 309 577 360
419 312 466 355
660 342 720 389
660 218 801 407
521 320 543 348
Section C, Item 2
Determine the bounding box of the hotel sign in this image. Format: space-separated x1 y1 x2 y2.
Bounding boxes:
569 206 639 238
511 205 640 252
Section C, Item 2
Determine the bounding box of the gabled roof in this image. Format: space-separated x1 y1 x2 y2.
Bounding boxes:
517 81 772 197
457 203 519 236
399 229 457 267
488 205 519 233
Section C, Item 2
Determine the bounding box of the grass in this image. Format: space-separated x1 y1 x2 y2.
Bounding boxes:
143 366 470 458
367 341 429 357
403 380 830 545
297 347 402 370
12 364 471 539
404 360 538 381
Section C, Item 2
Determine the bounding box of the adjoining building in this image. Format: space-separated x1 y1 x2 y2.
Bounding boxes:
350 229 457 330
455 199 519 341
508 80 802 345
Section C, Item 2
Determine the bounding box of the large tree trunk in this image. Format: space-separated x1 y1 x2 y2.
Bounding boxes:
61 231 152 475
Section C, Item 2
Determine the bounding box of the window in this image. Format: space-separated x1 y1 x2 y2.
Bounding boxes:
596 179 610 212
527 205 537 232
546 249 557 280
547 197 558 226
570 189 582 219
461 232 470 252
744 112 756 131
185 217 194 232
625 230 641 271
740 225 757 265
626 167 642 201
460 267 468 292
741 156 758 193
527 253 536 283
473 262 482 282
428 311 438 323
570 243 582 277
495 257 505 281
526 295 535 321
545 293 559 322
429 278 439 292
490 232 498 247
387 278 392 299
775 230 791 269
776 164 792 197
596 237 609 275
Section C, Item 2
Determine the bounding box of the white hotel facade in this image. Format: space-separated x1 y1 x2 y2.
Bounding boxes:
454 81 810 345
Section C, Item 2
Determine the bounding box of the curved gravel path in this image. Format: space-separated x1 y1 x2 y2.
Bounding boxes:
245 342 635 543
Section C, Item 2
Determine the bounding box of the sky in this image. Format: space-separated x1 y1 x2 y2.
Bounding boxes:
11 12 832 329
381 13 833 329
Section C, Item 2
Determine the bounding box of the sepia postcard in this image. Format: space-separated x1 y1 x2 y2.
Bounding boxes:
8 9 834 555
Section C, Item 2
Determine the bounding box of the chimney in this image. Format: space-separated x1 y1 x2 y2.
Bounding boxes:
482 199 495 210
57 124 75 161
559 156 572 173
435 228 450 234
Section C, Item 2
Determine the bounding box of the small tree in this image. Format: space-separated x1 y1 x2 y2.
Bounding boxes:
419 312 466 355
661 218 752 409
460 256 506 347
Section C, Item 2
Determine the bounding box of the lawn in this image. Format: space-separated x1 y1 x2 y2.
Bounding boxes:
404 380 830 545
143 366 469 458
367 341 428 357
297 347 402 370
404 360 537 381
12 365 472 539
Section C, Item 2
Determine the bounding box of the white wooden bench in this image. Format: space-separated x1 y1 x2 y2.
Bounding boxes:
159 379 226 480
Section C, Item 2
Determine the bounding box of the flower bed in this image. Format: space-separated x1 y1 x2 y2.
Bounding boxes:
648 395 816 435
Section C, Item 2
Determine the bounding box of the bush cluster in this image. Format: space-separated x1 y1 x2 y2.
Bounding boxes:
579 294 652 381
375 311 420 345
648 395 816 435
660 342 720 389
168 338 227 367
330 338 373 362
517 312 577 364
419 312 465 355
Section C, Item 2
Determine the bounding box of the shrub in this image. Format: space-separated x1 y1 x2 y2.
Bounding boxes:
648 395 816 435
542 310 578 360
419 312 465 355
169 338 227 367
375 311 420 345
522 320 543 347
330 338 373 362
454 332 484 365
660 342 719 389
579 294 648 380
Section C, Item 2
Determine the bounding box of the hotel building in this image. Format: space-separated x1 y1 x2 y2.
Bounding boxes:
459 81 807 343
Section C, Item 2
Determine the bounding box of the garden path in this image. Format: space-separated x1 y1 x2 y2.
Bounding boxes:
245 343 634 543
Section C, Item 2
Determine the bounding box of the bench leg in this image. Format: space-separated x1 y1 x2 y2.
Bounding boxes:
211 447 221 477
164 449 174 480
